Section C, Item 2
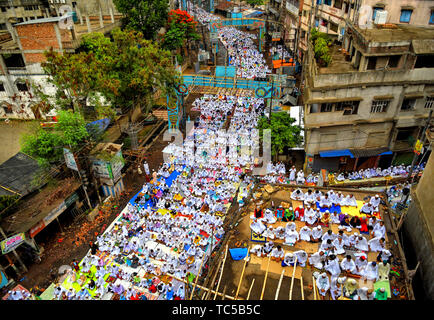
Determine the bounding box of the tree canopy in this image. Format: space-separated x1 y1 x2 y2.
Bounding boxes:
258 112 303 159
81 28 182 117
161 9 200 52
113 0 169 40
246 0 265 7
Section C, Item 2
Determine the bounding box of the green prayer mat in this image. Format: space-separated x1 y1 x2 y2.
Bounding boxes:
374 280 391 299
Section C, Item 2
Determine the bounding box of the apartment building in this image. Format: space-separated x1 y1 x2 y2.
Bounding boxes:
303 21 434 172
0 5 120 119
295 0 434 55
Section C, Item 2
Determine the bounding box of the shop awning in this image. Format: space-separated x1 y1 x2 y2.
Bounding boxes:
319 149 354 158
351 147 391 158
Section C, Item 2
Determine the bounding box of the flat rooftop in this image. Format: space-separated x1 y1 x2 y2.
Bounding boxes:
317 45 357 75
0 178 81 235
354 24 434 43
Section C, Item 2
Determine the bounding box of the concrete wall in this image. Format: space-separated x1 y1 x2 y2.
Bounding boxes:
362 0 434 26
305 121 394 154
404 149 434 300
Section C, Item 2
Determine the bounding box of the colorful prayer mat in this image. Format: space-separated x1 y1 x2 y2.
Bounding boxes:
251 230 266 243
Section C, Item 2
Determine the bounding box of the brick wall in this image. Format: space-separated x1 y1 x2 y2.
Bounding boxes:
16 22 72 64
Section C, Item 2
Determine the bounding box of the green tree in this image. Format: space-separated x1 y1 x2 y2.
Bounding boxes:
162 9 200 53
258 112 302 161
41 49 118 117
82 28 181 118
246 0 265 7
21 110 89 166
113 0 169 40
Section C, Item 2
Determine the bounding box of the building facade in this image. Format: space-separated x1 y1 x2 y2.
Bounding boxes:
0 1 121 119
303 22 434 172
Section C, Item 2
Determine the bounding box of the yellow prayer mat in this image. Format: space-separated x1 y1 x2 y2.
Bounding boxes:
341 201 374 218
157 208 170 216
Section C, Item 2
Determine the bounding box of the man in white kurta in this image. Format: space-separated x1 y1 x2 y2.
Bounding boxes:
290 188 304 201
369 195 381 212
340 255 356 274
363 261 378 281
368 237 385 252
316 273 330 297
299 226 312 241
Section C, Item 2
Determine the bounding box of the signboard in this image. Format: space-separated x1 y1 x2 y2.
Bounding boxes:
306 154 314 169
0 270 8 289
1 233 26 254
210 32 218 40
414 139 423 155
29 220 46 238
272 31 281 41
91 151 124 182
63 148 79 171
29 193 78 238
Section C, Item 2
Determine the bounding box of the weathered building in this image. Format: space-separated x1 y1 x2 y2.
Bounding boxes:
303 22 434 172
0 7 120 119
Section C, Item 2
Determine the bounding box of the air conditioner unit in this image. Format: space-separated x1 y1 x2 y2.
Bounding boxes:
375 10 388 25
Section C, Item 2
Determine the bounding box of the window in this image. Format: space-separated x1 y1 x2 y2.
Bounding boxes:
324 0 332 5
334 0 343 10
371 100 390 113
401 99 416 111
430 11 434 24
367 57 377 70
344 2 349 14
372 7 384 21
2 105 12 114
16 81 29 92
315 19 319 27
317 0 322 4
400 9 412 23
425 97 434 109
320 103 333 112
0 7 6 12
415 55 434 68
310 104 319 113
330 22 338 33
0 83 5 92
341 101 359 115
2 53 25 69
388 55 400 68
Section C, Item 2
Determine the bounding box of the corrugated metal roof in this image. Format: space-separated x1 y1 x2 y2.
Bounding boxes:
351 147 390 158
0 152 41 197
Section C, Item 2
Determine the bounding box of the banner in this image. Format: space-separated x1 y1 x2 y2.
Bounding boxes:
64 148 79 171
414 139 423 155
1 233 25 255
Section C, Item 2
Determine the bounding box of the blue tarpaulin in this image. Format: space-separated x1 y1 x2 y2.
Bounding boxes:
379 151 393 156
245 11 263 18
229 248 248 261
319 149 354 158
86 118 111 134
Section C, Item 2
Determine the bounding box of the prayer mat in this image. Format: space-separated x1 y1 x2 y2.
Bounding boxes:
260 258 302 279
157 208 170 216
251 230 266 243
374 280 391 298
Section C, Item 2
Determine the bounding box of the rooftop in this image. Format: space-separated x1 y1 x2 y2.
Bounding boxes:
353 24 434 44
0 177 81 235
0 152 41 197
